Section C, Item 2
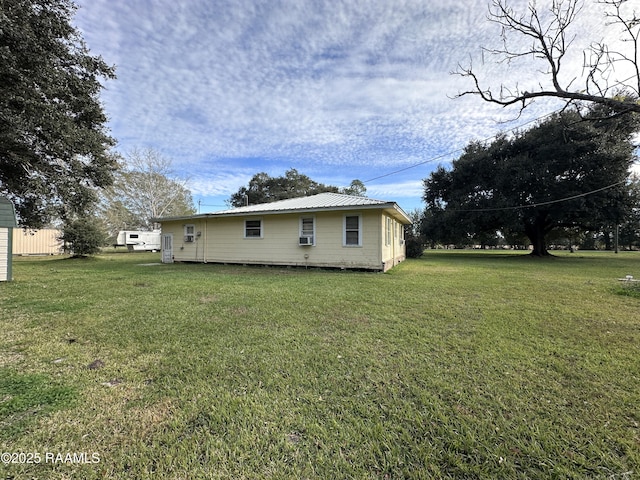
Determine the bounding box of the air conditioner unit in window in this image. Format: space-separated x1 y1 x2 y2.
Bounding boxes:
299 236 313 245
184 235 194 243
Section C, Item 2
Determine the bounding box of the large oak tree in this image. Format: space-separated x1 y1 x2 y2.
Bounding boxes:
423 105 639 255
1 0 117 227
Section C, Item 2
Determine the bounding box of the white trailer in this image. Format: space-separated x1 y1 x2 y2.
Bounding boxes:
115 230 161 252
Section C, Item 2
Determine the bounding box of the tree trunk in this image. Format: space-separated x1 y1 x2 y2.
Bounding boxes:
603 229 612 250
524 218 551 257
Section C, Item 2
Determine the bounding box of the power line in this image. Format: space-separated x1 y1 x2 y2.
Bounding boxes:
362 110 559 184
363 152 457 183
451 180 627 213
362 78 640 186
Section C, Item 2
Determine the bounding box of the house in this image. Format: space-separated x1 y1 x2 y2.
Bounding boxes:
0 197 18 281
154 193 411 271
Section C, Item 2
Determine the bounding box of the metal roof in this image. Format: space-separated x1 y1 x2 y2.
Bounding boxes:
155 193 411 224
215 192 393 213
0 197 18 228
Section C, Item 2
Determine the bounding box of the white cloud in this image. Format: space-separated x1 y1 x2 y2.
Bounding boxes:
74 0 636 209
186 170 253 198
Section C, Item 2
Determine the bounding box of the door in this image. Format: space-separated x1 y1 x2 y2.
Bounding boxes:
161 234 173 263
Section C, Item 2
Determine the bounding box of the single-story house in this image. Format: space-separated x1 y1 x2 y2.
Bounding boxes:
154 192 412 271
0 197 18 281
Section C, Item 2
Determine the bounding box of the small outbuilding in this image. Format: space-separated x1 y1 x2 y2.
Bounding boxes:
0 197 18 281
154 192 411 271
12 228 63 256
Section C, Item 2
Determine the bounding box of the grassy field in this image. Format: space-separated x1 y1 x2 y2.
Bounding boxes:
0 250 639 479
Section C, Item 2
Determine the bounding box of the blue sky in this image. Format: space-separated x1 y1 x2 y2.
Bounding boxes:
73 0 630 213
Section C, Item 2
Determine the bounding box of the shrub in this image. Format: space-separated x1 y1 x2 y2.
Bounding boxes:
60 217 107 256
405 235 425 258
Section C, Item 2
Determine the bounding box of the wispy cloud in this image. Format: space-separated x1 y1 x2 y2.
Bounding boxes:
74 0 631 211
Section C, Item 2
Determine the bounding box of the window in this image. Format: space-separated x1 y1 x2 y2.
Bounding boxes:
244 219 262 238
184 224 195 242
385 217 392 245
344 215 361 246
300 217 315 245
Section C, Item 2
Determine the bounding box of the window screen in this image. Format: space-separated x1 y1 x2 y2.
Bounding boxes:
245 219 262 238
345 215 360 246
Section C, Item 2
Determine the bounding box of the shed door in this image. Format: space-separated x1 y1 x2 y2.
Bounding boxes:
161 234 173 263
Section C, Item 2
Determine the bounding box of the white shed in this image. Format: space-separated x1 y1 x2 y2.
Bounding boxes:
0 197 18 281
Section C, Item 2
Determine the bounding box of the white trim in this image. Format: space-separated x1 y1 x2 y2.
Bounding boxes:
343 214 362 247
299 215 316 246
184 224 195 243
244 217 263 239
385 216 392 246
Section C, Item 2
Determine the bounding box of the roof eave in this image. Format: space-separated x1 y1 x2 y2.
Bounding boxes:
384 204 412 224
153 202 413 224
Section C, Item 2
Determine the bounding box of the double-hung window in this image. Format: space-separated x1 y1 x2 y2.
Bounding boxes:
344 214 361 247
244 219 262 238
385 217 392 246
300 217 315 245
184 224 195 243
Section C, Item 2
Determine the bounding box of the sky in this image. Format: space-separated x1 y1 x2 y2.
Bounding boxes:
72 0 637 214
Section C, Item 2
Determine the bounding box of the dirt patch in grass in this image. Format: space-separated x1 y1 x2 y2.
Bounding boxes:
199 294 219 304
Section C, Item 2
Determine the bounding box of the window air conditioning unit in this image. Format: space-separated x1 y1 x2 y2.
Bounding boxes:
299 236 313 245
184 235 195 243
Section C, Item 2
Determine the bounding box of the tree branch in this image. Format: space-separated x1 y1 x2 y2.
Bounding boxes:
453 0 640 114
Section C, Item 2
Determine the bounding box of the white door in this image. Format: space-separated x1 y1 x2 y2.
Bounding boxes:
162 234 173 263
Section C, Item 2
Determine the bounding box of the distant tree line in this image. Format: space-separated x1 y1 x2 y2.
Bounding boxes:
228 169 366 207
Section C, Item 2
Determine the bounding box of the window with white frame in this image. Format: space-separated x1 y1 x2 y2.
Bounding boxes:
385 217 392 245
184 224 195 242
244 219 262 238
344 214 361 246
300 217 315 245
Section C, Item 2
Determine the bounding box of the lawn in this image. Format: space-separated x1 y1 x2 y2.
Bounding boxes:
0 250 639 479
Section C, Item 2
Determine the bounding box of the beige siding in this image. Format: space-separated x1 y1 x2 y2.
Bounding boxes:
12 228 63 255
380 214 406 271
162 210 396 270
0 228 8 280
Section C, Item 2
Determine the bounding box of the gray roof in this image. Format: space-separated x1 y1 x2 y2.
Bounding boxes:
0 197 18 228
156 192 411 223
216 192 395 213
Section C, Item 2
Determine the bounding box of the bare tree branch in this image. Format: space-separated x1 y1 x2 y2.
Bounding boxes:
453 0 640 114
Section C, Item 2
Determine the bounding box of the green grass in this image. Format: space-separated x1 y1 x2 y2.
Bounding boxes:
0 250 639 479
